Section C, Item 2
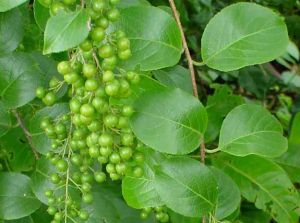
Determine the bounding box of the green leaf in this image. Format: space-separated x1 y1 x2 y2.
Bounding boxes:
201 2 289 71
131 88 207 154
0 128 35 172
205 85 244 143
210 167 241 220
219 104 288 158
0 53 45 108
0 8 25 55
33 0 50 31
0 0 27 12
118 0 150 8
86 192 119 223
30 158 55 204
153 65 193 94
213 154 300 223
0 172 41 220
29 103 69 154
43 10 90 54
122 149 165 208
169 211 200 223
154 156 218 217
0 101 11 137
115 6 182 71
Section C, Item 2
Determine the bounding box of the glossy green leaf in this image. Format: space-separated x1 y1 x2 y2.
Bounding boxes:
210 167 241 220
169 211 200 223
43 10 89 54
29 103 69 154
0 172 41 220
205 85 244 143
122 149 165 208
219 104 288 158
281 72 300 89
131 88 207 154
153 65 193 94
0 0 27 12
154 156 218 217
33 0 50 31
0 8 24 55
30 158 55 204
0 128 35 172
0 101 11 137
213 154 300 223
115 6 182 71
201 2 289 71
0 53 45 108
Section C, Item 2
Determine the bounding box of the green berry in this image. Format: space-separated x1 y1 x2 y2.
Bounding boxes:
91 27 105 42
98 44 114 58
94 171 106 183
36 87 46 98
43 92 57 106
83 63 97 78
107 8 120 22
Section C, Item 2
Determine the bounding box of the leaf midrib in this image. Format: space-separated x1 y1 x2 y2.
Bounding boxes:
138 110 202 135
204 25 280 63
160 172 214 208
219 130 281 150
225 162 291 220
130 37 181 52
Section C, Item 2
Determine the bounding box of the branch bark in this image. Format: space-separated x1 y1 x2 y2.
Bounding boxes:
168 0 198 97
12 110 39 160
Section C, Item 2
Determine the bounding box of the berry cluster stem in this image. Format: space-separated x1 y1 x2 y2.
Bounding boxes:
12 109 39 160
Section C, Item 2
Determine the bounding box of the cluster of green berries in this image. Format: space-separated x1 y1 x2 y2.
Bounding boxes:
36 76 65 106
34 0 160 222
140 206 170 222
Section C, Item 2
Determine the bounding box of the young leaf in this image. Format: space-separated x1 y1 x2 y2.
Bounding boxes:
153 65 193 95
218 104 288 158
43 10 89 54
122 149 165 208
0 8 25 55
201 2 289 71
154 156 218 217
205 85 244 143
0 53 44 108
0 172 41 220
213 154 300 223
210 167 241 220
0 0 27 12
131 88 207 154
29 103 69 154
114 6 182 71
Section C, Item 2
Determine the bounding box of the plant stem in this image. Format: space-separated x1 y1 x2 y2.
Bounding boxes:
168 2 206 222
12 110 39 160
168 0 198 97
168 0 206 161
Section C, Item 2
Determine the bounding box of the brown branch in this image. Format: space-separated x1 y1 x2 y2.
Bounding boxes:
12 110 39 160
168 0 198 97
